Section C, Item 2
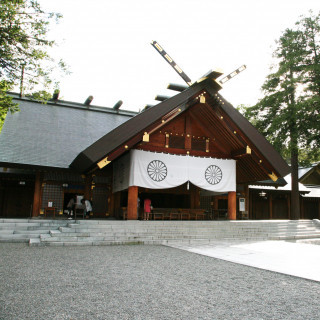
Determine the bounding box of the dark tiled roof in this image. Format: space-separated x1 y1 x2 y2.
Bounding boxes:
0 95 136 169
70 81 206 172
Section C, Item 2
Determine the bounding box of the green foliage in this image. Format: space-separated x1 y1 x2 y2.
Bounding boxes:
0 81 19 131
245 11 320 167
0 0 62 85
0 0 67 130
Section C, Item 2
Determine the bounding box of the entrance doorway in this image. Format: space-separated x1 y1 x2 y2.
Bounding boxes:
0 180 34 218
63 192 83 215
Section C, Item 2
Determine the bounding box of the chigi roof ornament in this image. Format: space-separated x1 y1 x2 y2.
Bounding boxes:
151 40 246 89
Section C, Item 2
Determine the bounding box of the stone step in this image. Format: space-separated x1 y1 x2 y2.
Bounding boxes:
61 227 320 236
0 233 40 243
0 219 318 246
13 230 50 235
56 228 320 236
61 221 319 229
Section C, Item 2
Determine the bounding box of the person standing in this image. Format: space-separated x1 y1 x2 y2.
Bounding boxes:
144 198 152 220
81 198 92 219
67 196 76 220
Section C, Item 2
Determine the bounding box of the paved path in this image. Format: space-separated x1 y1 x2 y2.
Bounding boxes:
167 240 320 282
1 243 320 320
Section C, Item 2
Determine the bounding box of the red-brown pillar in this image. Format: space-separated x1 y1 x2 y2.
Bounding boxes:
32 171 43 217
127 186 138 220
84 175 92 200
112 192 121 218
269 194 273 219
228 191 236 220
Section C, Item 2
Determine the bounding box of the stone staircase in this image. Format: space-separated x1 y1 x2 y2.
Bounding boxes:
1 219 320 246
0 219 75 243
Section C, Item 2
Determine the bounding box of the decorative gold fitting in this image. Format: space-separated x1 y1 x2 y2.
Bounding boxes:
220 116 223 119
166 133 169 138
97 156 111 169
143 132 149 142
246 146 252 154
268 172 278 182
124 145 128 149
200 95 206 104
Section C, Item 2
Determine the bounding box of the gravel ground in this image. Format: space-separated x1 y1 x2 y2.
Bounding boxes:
0 243 320 320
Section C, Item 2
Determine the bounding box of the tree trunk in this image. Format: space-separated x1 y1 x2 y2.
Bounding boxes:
290 148 300 220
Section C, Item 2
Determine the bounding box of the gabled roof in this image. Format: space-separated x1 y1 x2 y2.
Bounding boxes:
250 173 320 198
0 94 137 169
70 78 290 183
299 163 320 187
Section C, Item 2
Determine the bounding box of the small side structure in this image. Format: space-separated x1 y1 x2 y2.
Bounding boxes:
250 169 320 220
0 94 136 218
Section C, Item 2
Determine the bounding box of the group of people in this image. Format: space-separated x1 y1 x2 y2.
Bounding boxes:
67 195 152 220
66 196 92 219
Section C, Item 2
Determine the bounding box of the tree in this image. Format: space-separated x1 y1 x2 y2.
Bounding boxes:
0 0 66 129
244 12 320 220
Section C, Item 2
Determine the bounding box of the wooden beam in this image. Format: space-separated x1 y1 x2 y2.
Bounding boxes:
228 191 236 220
84 175 92 200
32 171 43 217
185 113 191 150
189 108 231 154
269 193 273 219
127 186 138 220
231 148 247 158
137 144 229 158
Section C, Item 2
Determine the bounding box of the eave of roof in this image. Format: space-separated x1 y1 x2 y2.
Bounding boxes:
203 83 290 179
8 92 138 117
70 80 210 172
0 93 137 169
299 163 320 187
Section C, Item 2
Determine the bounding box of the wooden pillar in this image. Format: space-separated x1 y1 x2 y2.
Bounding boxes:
194 187 200 209
300 197 304 219
244 184 250 218
249 190 253 219
269 194 273 219
287 194 291 219
127 186 138 220
84 175 92 200
112 192 121 218
227 191 236 220
32 171 43 217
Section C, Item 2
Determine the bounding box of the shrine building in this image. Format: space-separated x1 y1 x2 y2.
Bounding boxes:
0 74 297 220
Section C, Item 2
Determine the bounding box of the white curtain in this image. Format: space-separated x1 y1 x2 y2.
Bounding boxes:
126 150 236 192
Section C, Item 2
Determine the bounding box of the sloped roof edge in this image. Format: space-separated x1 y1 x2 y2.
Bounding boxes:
70 81 207 172
204 84 290 178
71 79 290 178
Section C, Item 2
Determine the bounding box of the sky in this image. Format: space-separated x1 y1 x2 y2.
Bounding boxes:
39 0 320 112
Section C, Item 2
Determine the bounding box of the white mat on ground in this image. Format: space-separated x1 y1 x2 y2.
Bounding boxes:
167 240 320 282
